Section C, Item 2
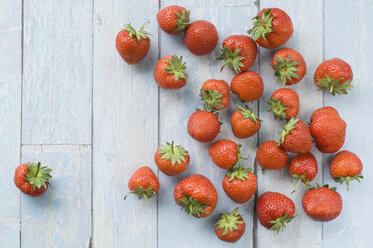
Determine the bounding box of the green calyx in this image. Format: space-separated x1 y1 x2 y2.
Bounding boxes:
335 174 363 191
177 193 208 218
290 173 310 194
313 184 337 191
165 55 188 81
266 96 289 120
269 212 295 234
316 73 354 96
234 144 248 167
130 185 156 200
272 55 300 85
238 105 261 125
227 166 252 181
200 89 223 111
25 162 52 190
124 23 151 41
247 9 274 40
215 207 244 235
159 141 188 166
216 47 245 74
277 117 298 145
174 9 190 34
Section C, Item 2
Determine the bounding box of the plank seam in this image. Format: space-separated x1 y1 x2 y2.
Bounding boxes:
90 0 95 246
157 1 161 248
20 0 24 247
322 0 325 246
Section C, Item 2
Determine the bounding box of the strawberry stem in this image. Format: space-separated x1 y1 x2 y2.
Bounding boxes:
247 9 274 40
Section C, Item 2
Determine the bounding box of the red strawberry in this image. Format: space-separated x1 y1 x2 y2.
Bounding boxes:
128 166 159 200
154 55 188 89
200 79 230 111
208 140 246 170
174 174 218 218
248 8 293 49
256 140 288 170
329 150 363 190
288 152 318 193
267 88 299 121
215 207 246 243
154 141 190 176
217 35 258 74
257 192 296 233
157 5 190 35
314 58 353 95
115 23 150 64
230 71 263 102
184 20 218 56
231 105 261 138
187 110 220 143
14 162 52 197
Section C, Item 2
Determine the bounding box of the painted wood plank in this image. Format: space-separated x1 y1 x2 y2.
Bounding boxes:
21 145 91 248
158 1 258 247
92 0 158 247
257 1 324 247
22 0 92 144
323 1 373 247
0 0 22 247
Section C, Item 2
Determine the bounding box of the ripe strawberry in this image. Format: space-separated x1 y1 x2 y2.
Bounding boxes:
248 8 293 49
215 207 246 243
288 152 318 193
157 5 190 35
271 48 306 85
174 174 218 218
256 192 296 233
302 185 342 221
310 106 346 153
256 140 288 170
184 20 218 56
329 150 363 190
14 162 52 197
154 141 190 176
267 88 299 121
187 110 220 143
115 23 150 64
217 35 258 74
200 79 230 111
277 117 313 153
314 58 353 95
222 166 257 203
208 140 246 170
154 55 188 89
128 166 159 200
230 71 263 102
231 105 261 138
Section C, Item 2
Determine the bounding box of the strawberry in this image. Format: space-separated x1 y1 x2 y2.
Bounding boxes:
271 48 306 85
208 140 246 170
128 166 159 200
200 79 230 111
174 174 218 218
277 117 313 153
230 71 263 102
256 140 288 170
288 152 318 193
231 105 261 138
215 207 246 243
187 110 220 143
14 162 52 197
248 8 293 49
314 58 353 95
217 35 258 74
222 166 257 203
329 150 363 190
184 20 218 56
157 5 190 35
154 55 188 89
154 141 190 176
310 106 346 153
267 88 299 121
256 192 296 233
115 23 150 64
302 185 342 221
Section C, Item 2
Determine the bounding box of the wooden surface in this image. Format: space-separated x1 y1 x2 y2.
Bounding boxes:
0 0 372 247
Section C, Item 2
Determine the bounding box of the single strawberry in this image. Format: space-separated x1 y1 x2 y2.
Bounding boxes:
231 105 261 139
14 162 52 197
314 58 353 95
200 79 230 111
230 71 263 102
310 106 346 153
208 140 246 170
184 20 218 56
157 5 190 35
154 141 190 176
256 192 296 233
154 55 188 89
267 88 299 121
302 185 342 221
215 207 246 243
222 166 257 203
248 8 293 49
288 152 318 193
256 140 288 170
174 174 218 218
128 166 159 200
187 110 220 143
329 150 363 190
116 23 150 64
217 35 258 74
